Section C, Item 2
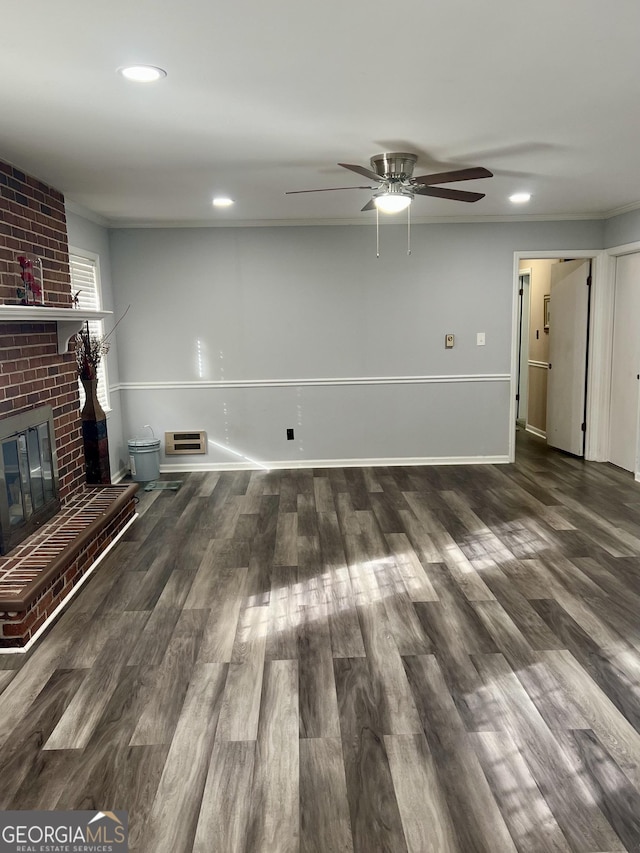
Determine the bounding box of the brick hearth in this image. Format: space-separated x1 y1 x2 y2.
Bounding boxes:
0 484 138 649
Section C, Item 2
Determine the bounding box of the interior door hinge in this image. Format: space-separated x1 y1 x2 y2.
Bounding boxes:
587 275 592 287
519 288 523 296
581 422 586 432
515 394 520 401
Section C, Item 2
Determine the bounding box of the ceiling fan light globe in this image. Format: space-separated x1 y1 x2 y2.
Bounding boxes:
374 193 412 213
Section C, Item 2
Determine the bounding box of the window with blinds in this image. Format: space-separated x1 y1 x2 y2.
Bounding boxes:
69 252 110 411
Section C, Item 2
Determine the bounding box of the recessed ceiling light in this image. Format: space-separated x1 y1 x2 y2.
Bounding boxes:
509 192 531 204
118 65 167 83
213 197 234 207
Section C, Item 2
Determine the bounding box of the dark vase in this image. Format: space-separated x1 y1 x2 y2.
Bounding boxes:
81 377 111 484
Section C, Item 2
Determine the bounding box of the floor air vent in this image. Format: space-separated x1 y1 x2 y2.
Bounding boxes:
165 431 207 455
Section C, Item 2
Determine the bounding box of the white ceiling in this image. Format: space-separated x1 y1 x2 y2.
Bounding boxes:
2 0 640 225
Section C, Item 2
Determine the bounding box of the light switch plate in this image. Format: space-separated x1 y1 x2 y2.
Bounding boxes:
445 334 455 348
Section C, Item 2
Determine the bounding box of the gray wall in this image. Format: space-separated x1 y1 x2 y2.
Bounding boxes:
109 218 604 469
604 208 640 248
65 209 127 478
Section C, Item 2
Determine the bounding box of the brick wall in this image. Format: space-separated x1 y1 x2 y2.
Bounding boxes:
0 159 85 500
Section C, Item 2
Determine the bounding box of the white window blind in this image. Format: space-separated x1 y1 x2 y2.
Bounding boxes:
69 253 110 411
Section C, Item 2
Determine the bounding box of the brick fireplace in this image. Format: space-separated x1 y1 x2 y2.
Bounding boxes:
0 158 137 649
0 159 85 500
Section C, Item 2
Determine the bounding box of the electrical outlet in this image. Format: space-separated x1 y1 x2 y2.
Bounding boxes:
286 428 294 440
445 334 454 348
476 332 486 346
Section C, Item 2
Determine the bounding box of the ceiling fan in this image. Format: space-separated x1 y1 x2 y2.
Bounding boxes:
287 152 493 213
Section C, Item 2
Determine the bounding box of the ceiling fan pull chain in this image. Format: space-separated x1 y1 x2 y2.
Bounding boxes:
376 207 380 258
407 204 411 255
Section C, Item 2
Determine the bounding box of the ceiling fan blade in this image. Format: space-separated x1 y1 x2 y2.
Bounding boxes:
361 199 376 212
412 167 493 186
286 185 374 195
338 162 383 182
414 185 485 202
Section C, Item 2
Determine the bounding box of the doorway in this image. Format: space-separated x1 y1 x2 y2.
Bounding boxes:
510 252 596 462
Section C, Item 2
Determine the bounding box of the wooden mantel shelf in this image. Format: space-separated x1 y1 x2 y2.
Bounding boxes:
0 305 112 353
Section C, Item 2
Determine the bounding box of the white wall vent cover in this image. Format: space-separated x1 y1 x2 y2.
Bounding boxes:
165 431 207 455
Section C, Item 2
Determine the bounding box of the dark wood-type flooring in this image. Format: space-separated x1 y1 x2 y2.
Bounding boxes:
3 432 640 851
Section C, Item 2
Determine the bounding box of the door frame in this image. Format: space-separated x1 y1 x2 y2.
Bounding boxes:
516 268 531 427
509 249 607 463
600 239 640 480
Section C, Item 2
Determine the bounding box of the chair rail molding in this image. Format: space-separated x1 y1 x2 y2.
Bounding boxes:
115 373 511 391
528 360 549 370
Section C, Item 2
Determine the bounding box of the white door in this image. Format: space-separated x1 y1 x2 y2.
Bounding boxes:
609 253 640 472
546 259 591 455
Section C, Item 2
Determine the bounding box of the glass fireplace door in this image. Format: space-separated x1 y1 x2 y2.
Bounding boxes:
2 437 28 529
26 426 46 511
0 407 60 555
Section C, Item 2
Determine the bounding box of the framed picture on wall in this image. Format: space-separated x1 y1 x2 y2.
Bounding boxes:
543 294 550 331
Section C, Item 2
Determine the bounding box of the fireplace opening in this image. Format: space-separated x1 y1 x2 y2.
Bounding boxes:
0 406 60 555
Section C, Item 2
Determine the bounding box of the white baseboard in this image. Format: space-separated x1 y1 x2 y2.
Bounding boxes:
525 426 547 439
111 466 128 483
159 455 510 473
0 513 138 655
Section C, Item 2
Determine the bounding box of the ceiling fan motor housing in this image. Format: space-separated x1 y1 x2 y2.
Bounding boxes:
370 152 417 181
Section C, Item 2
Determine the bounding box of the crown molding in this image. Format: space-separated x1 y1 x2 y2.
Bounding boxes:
64 198 111 227
108 211 604 229
602 199 640 219
62 196 640 229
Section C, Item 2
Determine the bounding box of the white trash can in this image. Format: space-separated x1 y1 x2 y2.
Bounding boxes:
128 437 161 482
